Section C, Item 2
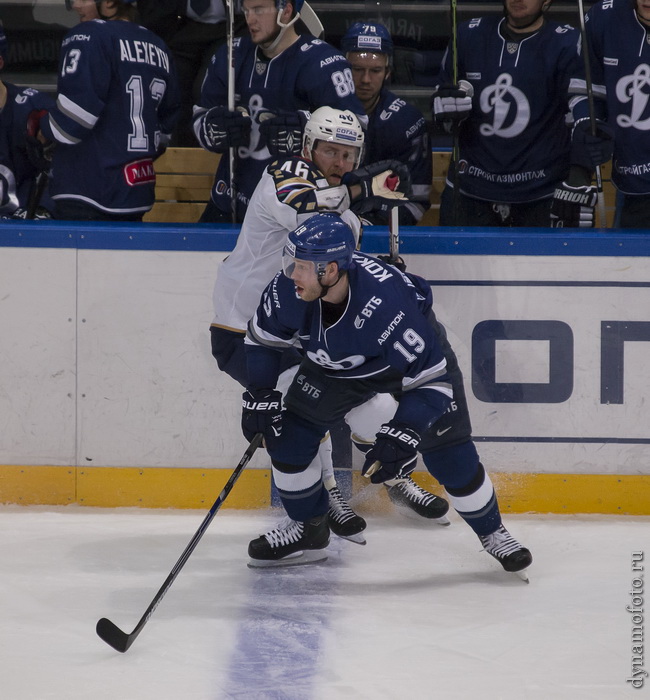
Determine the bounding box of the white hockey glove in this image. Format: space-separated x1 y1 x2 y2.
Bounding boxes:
550 182 598 228
432 80 474 127
362 420 420 485
200 106 251 153
341 159 412 215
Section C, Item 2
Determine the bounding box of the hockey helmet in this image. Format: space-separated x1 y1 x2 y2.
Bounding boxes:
276 0 304 12
341 22 393 56
65 0 136 8
302 107 365 169
283 214 356 279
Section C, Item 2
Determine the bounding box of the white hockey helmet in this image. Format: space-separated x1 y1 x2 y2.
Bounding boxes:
302 107 365 169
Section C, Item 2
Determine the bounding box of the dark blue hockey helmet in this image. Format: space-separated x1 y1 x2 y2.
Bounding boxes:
283 214 356 279
341 22 393 56
277 0 304 12
0 21 7 63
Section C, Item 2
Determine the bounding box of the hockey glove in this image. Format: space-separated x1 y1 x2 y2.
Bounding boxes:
242 388 283 446
362 420 420 485
201 106 251 153
342 159 412 215
571 118 614 170
259 110 309 158
550 182 598 228
432 80 474 131
25 109 55 172
11 206 52 220
376 254 407 273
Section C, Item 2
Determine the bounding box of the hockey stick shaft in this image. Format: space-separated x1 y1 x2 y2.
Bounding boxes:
96 433 263 653
226 0 237 223
25 170 48 219
576 0 607 227
300 2 324 38
449 0 461 226
388 206 399 263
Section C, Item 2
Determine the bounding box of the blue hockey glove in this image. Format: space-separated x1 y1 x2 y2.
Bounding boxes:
242 388 283 445
362 420 420 485
201 106 251 152
571 118 614 169
550 182 598 228
432 80 474 131
342 160 412 215
259 110 309 157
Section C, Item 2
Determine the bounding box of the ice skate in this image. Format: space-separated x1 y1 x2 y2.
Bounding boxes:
247 514 330 568
327 485 367 545
479 525 532 582
385 477 450 525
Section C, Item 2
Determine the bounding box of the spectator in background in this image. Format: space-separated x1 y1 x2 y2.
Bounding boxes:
139 1 244 147
193 0 365 223
431 0 582 227
34 0 180 221
341 21 432 226
0 20 55 219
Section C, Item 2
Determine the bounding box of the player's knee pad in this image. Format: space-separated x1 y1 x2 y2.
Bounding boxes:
345 392 397 446
421 439 480 489
271 457 323 495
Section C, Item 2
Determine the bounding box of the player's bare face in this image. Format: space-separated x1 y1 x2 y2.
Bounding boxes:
505 0 549 29
289 260 323 301
72 0 99 21
637 0 650 24
312 143 358 186
243 0 281 46
348 52 389 113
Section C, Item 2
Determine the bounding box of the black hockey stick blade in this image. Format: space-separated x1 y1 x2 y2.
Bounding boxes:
96 433 263 653
96 617 134 653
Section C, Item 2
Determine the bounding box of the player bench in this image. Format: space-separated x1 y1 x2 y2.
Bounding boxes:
144 147 617 227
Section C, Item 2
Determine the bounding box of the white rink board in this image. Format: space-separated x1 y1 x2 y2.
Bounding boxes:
0 245 649 474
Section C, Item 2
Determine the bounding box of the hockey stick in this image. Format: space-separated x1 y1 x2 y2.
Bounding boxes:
25 170 48 219
96 433 263 653
448 0 461 226
576 0 607 228
388 206 399 264
300 2 324 38
225 0 237 223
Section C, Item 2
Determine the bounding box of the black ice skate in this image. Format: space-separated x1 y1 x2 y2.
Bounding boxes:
247 514 330 568
479 525 532 582
327 485 367 545
385 477 450 525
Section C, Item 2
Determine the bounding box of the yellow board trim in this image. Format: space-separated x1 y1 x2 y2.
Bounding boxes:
0 466 648 514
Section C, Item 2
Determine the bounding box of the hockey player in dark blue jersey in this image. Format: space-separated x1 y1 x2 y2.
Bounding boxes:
432 0 582 227
241 213 532 578
0 22 55 218
341 22 432 226
555 0 648 228
35 0 180 221
193 0 365 223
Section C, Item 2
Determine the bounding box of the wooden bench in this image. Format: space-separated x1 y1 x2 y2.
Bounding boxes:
143 148 220 224
145 147 617 227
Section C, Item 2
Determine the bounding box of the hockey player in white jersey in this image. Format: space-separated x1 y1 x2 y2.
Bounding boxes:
211 107 449 541
241 213 532 577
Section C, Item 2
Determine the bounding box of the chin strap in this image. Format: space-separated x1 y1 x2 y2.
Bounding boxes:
264 8 301 54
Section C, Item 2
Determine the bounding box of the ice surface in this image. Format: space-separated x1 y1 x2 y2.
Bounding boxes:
2 504 647 699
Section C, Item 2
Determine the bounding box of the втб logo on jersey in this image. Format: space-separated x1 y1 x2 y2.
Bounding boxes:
616 65 650 130
306 348 365 370
480 73 530 138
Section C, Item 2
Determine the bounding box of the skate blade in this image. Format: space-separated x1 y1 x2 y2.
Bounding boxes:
247 549 329 569
334 532 367 545
515 569 530 583
393 504 451 526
